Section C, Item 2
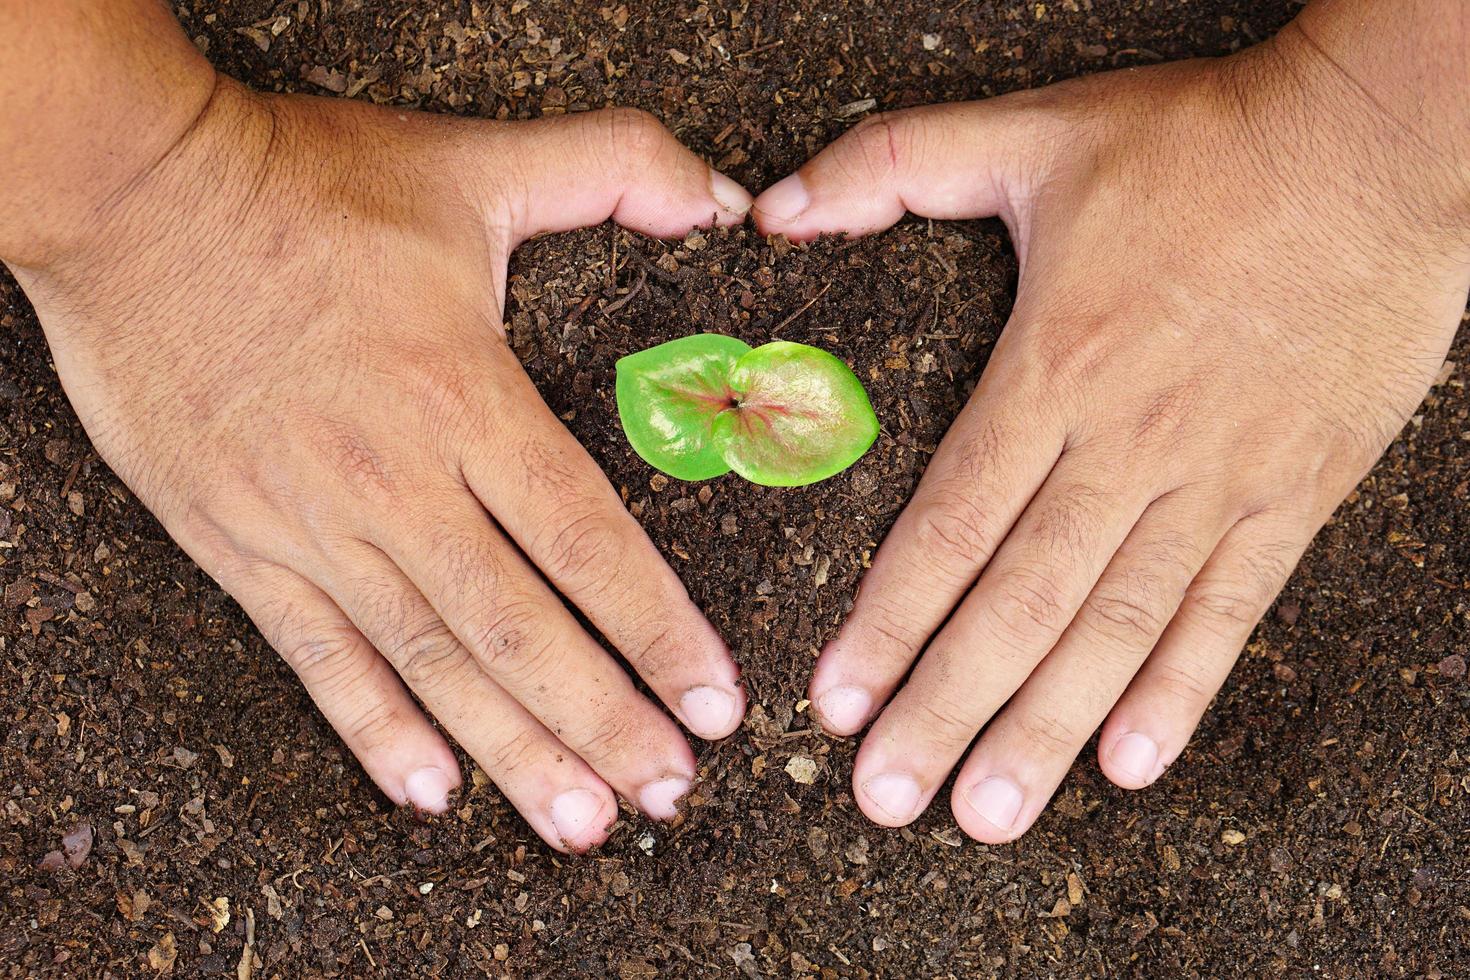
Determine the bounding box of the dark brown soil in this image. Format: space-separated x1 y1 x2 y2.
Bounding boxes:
3 1 1468 976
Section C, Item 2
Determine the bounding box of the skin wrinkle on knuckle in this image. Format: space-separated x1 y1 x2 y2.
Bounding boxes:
339 696 408 754
465 597 556 681
990 565 1071 641
1147 655 1220 707
565 703 641 764
538 505 622 590
281 629 362 684
908 485 999 571
389 622 468 691
483 727 542 779
624 617 693 684
853 593 931 657
1014 709 1083 760
904 691 980 751
1032 481 1113 556
1079 585 1166 647
599 106 669 180
317 422 397 500
1130 380 1204 451
837 113 906 186
1186 583 1263 632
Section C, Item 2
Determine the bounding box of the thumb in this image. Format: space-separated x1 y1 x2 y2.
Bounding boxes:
752 97 1051 242
496 107 752 245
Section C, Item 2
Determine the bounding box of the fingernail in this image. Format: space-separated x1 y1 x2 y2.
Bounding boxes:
816 684 872 733
550 789 607 846
963 776 1025 832
1109 732 1161 784
709 170 753 216
638 776 692 820
862 772 922 822
754 173 810 223
680 686 737 738
403 767 454 814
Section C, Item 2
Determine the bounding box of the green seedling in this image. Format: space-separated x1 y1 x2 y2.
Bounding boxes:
615 334 879 487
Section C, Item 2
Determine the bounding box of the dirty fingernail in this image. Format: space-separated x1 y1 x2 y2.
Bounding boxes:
816 684 872 733
710 170 753 216
754 173 810 222
963 775 1025 832
403 767 454 813
680 686 737 738
550 789 607 847
1109 732 1160 785
863 772 922 822
638 776 692 820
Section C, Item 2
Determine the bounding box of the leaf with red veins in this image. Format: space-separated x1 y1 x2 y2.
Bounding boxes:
615 334 751 480
616 335 878 487
713 341 878 487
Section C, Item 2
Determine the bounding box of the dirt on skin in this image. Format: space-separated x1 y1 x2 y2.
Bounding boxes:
3 1 1468 976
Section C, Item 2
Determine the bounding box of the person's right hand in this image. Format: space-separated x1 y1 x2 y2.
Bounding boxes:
7 79 752 851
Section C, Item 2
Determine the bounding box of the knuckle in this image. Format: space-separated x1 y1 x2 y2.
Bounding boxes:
852 594 931 655
1031 482 1112 555
842 113 905 181
599 106 670 173
625 620 680 678
1015 710 1082 758
992 566 1071 639
389 621 468 689
1149 657 1219 706
1130 381 1200 448
1031 313 1117 385
568 708 639 762
909 486 999 571
468 596 549 671
537 505 623 589
1189 586 1261 630
484 728 542 779
1080 583 1166 645
281 627 362 682
342 698 407 752
909 694 978 748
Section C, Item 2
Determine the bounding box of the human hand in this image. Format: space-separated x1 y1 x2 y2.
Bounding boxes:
9 81 753 851
753 14 1469 841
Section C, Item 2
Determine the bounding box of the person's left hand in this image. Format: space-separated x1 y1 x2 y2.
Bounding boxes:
752 26 1469 841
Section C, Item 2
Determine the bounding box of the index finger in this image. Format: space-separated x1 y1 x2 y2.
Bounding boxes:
462 354 746 740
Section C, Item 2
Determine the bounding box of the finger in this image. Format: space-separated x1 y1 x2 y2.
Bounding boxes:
809 374 1064 735
465 357 744 739
315 545 635 850
752 97 1046 241
498 107 752 244
848 456 1148 828
948 493 1223 843
228 558 627 851
356 492 700 812
1096 509 1315 791
219 559 463 815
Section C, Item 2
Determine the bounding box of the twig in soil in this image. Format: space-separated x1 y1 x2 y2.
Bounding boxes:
773 282 834 333
599 270 647 319
735 39 785 59
60 457 81 499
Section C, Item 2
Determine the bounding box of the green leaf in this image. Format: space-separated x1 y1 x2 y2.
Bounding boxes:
712 341 879 487
615 334 752 481
616 334 879 488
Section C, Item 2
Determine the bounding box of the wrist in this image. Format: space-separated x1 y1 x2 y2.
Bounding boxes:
0 2 219 273
1209 17 1470 267
1280 1 1470 240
